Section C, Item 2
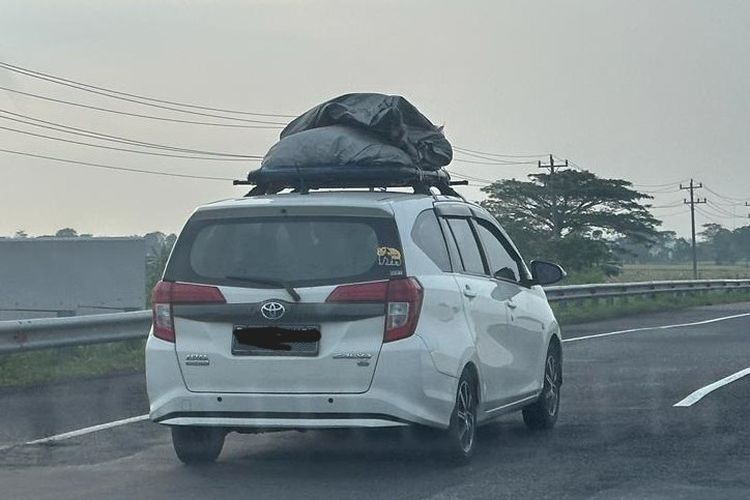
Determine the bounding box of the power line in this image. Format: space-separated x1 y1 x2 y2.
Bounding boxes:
0 62 588 170
638 187 683 195
0 60 297 119
446 170 493 184
702 185 748 202
0 124 260 161
706 197 745 207
0 109 263 158
452 148 545 164
452 149 539 165
632 180 688 188
452 146 547 159
0 85 286 128
705 200 738 218
655 208 689 218
649 201 685 209
451 156 538 166
0 148 234 181
695 206 737 221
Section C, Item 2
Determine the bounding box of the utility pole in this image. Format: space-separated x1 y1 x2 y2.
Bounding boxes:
680 179 706 279
537 154 568 176
538 155 569 239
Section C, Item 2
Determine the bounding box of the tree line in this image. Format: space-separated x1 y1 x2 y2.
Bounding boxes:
8 169 748 285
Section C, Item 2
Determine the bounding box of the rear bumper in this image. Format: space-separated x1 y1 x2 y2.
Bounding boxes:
154 412 409 429
146 333 456 430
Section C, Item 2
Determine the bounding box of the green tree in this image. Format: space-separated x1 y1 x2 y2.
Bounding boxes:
55 227 79 238
145 233 177 305
700 223 740 264
480 169 660 272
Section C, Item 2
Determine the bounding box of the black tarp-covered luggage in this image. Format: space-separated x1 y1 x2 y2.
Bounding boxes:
248 94 453 187
274 93 453 170
245 93 454 192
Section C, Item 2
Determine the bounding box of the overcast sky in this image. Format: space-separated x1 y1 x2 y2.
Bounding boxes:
1 0 748 238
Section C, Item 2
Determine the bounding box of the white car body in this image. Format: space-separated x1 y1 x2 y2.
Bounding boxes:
146 192 562 433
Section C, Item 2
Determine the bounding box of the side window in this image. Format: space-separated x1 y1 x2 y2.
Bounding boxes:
411 210 451 272
445 218 486 274
475 220 521 282
438 217 462 272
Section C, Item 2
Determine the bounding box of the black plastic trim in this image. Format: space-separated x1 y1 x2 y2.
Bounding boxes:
154 411 412 425
173 302 385 324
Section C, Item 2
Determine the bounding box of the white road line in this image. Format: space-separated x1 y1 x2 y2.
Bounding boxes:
3 311 747 450
24 414 149 446
563 312 750 343
673 367 750 407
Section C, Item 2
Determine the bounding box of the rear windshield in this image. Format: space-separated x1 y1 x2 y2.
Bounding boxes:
165 216 404 288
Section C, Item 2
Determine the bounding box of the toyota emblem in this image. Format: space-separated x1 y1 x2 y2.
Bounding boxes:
260 301 286 320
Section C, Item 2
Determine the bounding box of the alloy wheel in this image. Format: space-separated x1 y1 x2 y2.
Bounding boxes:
456 379 475 453
543 354 560 417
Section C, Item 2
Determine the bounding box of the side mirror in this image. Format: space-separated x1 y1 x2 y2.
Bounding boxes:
529 260 566 286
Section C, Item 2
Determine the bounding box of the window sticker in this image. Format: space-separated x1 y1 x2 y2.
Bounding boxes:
377 246 402 266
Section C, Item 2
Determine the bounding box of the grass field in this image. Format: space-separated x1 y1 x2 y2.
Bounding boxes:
0 339 145 387
551 290 750 325
565 262 750 284
614 263 750 282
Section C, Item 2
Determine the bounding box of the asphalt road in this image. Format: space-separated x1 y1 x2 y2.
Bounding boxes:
1 302 749 499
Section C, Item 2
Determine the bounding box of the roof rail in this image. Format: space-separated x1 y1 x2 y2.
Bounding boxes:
234 165 467 198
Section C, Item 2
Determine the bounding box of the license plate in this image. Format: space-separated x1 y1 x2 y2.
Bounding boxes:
231 325 320 356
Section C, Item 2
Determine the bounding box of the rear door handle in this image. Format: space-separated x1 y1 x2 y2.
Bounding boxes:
507 301 518 309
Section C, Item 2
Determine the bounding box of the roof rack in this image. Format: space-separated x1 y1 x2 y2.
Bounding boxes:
234 165 467 197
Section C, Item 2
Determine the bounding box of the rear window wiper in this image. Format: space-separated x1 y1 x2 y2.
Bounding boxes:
224 275 301 302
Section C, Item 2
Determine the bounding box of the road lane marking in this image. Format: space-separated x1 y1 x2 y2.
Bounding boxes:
673 367 750 407
3 312 747 450
563 312 750 343
24 414 149 446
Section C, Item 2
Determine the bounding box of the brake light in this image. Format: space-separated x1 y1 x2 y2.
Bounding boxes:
326 278 423 343
150 281 226 342
325 280 388 302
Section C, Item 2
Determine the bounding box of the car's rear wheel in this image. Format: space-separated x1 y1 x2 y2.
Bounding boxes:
444 370 478 462
522 343 561 430
171 426 226 465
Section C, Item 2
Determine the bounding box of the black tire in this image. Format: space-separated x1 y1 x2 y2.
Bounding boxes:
171 426 226 465
523 342 562 430
444 370 478 462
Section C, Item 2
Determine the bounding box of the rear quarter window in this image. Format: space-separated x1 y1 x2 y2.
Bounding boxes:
411 210 451 272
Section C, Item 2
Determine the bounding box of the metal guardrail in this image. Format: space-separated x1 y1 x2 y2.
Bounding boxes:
544 279 750 301
0 311 151 354
1 279 749 354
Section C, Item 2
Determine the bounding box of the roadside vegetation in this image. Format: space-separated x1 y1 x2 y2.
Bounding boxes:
551 290 750 325
0 340 145 388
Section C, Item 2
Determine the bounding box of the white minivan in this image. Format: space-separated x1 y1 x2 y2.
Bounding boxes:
146 191 565 463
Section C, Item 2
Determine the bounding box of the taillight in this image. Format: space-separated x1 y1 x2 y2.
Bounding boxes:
325 280 388 303
384 278 423 342
150 281 226 343
326 278 423 343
